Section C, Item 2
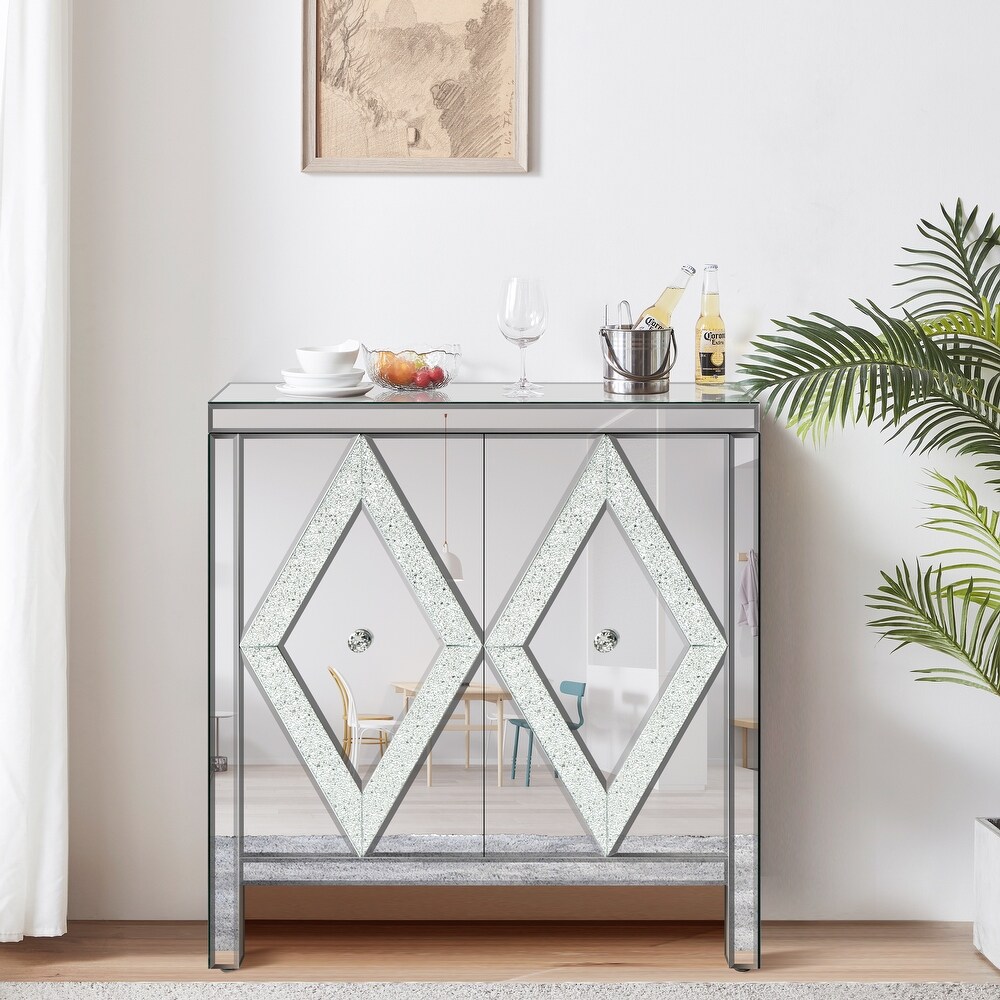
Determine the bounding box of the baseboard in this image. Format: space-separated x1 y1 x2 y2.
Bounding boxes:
245 884 723 921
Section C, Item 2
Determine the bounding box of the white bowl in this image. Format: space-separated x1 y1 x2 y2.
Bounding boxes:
296 342 360 374
282 367 363 387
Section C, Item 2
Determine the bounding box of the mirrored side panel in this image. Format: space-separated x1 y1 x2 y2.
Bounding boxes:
209 435 242 969
728 435 760 968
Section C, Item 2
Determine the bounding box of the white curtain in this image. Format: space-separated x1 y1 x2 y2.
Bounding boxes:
0 0 70 941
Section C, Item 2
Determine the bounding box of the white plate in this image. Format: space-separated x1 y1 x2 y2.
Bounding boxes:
275 382 373 399
282 375 364 389
281 366 363 383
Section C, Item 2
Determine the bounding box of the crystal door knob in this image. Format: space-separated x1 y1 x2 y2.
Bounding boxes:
593 628 619 653
347 628 373 653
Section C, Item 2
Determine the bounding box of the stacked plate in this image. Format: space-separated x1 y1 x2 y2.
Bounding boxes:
276 343 373 398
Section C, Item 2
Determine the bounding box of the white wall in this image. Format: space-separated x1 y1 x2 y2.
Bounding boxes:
70 0 1000 919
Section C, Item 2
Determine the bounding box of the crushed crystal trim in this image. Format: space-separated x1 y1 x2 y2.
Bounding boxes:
240 436 480 857
486 435 728 856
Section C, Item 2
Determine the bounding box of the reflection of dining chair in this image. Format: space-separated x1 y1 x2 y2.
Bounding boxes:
509 681 586 787
327 667 399 766
485 700 504 764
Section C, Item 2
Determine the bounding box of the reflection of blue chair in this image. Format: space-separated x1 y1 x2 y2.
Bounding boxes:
510 681 586 786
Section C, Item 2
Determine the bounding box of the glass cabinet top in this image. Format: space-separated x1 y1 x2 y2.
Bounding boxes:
210 382 760 408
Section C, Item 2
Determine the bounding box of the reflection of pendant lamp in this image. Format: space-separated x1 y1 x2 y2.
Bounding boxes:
441 412 464 582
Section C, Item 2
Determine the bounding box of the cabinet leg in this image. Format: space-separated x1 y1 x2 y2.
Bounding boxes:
209 433 243 971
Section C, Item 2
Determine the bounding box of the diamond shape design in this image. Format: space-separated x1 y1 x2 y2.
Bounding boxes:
486 436 728 856
240 436 481 856
530 505 689 777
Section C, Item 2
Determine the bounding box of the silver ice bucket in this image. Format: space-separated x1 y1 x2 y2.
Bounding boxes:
600 325 677 395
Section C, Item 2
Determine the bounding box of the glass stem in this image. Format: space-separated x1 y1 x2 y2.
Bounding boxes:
520 345 527 388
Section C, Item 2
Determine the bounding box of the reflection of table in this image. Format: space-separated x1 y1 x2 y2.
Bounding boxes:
734 718 758 770
212 711 233 772
391 681 512 787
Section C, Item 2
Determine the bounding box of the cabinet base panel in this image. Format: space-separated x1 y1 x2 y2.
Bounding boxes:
245 884 724 921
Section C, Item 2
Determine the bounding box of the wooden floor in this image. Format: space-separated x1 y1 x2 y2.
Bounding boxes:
1 921 998 983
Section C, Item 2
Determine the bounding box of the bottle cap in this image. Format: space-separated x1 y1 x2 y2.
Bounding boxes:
704 263 719 271
682 265 696 275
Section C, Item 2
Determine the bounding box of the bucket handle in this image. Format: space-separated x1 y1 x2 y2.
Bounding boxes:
600 328 677 383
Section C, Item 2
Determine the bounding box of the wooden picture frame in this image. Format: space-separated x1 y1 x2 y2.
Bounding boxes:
303 0 528 173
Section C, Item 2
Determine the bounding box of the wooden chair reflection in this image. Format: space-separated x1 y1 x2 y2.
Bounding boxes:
327 666 399 766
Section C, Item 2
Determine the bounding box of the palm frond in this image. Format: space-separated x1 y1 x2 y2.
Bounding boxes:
786 384 858 444
894 200 1000 318
867 562 1000 696
923 301 1000 350
740 302 1000 479
738 300 983 431
887 371 1000 483
920 472 1000 608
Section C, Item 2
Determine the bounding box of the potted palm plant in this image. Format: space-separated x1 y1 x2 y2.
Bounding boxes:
740 200 1000 967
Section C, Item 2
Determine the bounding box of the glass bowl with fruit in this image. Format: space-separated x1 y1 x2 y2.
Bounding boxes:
362 345 461 391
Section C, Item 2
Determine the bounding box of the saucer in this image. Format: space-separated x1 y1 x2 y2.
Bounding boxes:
275 382 373 398
281 367 363 386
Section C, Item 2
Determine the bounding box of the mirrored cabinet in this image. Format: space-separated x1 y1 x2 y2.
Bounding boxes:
209 384 760 970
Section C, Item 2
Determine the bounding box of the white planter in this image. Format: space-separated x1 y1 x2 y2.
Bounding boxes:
974 817 1000 969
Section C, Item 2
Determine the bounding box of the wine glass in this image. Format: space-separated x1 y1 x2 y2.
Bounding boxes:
497 277 547 397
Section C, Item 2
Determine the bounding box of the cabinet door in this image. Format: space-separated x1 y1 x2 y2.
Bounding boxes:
237 434 485 859
483 434 730 862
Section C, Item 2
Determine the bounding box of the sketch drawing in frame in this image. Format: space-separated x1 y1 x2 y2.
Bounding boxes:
303 0 528 172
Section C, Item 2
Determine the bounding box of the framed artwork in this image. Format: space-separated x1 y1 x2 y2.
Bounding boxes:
303 0 528 172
